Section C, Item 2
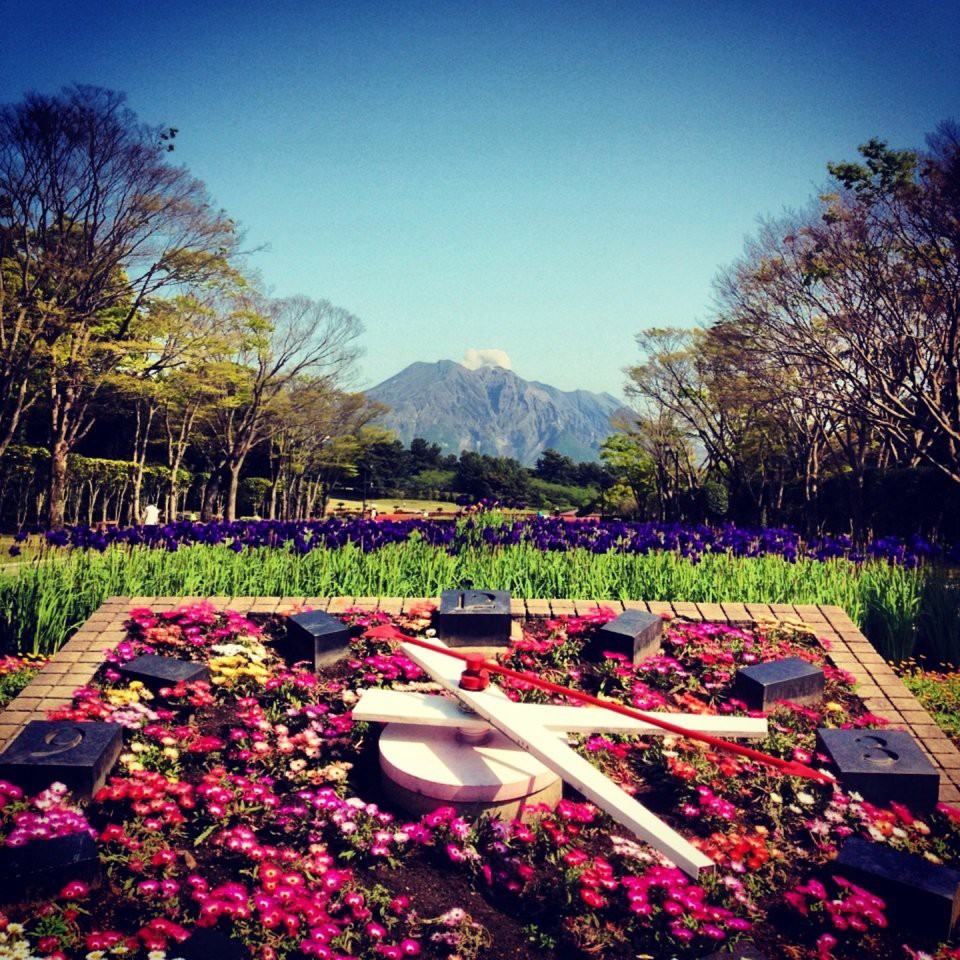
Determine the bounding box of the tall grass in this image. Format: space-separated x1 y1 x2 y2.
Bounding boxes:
0 542 947 660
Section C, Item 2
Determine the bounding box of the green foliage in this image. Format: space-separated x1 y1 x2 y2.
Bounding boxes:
859 563 923 663
0 658 42 709
239 476 271 516
827 137 918 197
700 479 729 520
454 450 531 502
901 664 960 745
0 540 932 659
406 468 456 498
534 449 578 486
599 433 656 512
527 478 596 512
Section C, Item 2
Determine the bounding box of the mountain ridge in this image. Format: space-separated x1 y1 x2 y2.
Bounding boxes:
366 360 623 465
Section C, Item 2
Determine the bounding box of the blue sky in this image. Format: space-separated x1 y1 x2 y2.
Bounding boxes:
1 0 957 395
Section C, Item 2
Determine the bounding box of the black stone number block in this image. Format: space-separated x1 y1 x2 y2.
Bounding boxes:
0 720 122 799
732 656 825 710
436 589 511 647
285 609 352 669
0 831 100 903
118 653 210 692
176 928 251 959
835 836 960 938
589 609 663 665
816 728 939 810
700 942 768 960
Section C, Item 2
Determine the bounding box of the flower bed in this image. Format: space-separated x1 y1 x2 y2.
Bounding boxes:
1 602 960 959
21 515 947 564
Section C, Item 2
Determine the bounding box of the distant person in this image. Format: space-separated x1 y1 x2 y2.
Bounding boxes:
143 504 160 525
369 507 378 520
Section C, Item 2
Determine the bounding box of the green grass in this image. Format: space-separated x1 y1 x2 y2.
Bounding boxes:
0 534 45 567
900 661 960 746
0 540 950 660
0 655 44 709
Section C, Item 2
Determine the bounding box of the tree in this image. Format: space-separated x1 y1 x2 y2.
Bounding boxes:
601 430 656 518
715 125 960 502
534 449 578 486
356 435 413 498
266 387 383 519
408 437 444 473
199 293 362 521
625 328 772 521
0 85 239 526
454 451 530 503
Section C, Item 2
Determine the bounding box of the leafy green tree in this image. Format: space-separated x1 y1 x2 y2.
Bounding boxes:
198 293 362 521
407 467 456 499
356 436 413 497
534 449 578 486
408 437 445 473
600 432 657 517
0 85 239 526
454 451 530 503
267 389 384 518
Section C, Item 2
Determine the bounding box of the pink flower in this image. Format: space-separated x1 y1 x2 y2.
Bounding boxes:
59 880 90 899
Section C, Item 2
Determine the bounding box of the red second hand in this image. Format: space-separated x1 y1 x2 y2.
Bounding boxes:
363 624 833 784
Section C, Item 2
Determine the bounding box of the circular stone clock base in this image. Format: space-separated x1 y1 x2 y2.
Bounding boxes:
379 721 563 820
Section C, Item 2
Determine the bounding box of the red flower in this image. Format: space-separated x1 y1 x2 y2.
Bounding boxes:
580 888 607 909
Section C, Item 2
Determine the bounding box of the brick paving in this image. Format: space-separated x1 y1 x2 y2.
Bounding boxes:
2 596 959 804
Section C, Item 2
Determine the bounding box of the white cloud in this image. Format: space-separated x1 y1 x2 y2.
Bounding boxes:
459 348 512 371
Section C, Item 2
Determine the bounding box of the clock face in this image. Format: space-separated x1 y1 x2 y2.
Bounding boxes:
354 637 771 878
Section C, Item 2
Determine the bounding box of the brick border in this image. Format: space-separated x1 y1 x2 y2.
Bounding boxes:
3 596 958 803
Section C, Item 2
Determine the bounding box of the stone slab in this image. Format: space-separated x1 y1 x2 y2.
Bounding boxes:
436 589 511 647
118 654 210 692
835 836 960 938
700 942 768 960
176 929 251 960
0 831 100 904
589 608 663 665
732 656 825 710
0 720 123 799
817 728 940 810
284 609 352 669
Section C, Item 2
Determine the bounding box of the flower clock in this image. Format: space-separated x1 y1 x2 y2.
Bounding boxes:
1 602 960 960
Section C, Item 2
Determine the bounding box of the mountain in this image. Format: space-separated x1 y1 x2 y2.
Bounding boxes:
366 360 624 465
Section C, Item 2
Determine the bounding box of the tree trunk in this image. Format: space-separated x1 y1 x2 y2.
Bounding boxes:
130 401 157 524
48 440 69 529
201 470 222 522
226 460 243 521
